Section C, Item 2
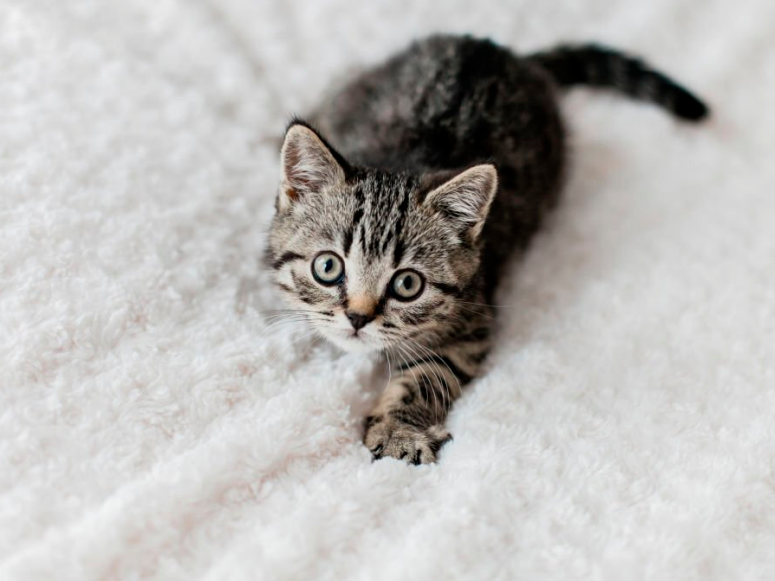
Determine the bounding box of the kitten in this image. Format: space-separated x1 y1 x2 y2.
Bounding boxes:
266 35 708 464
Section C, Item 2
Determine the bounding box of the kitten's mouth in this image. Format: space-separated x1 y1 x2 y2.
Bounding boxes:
322 327 382 353
346 330 373 344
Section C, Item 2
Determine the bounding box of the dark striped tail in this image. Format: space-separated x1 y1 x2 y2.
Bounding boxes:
528 44 709 121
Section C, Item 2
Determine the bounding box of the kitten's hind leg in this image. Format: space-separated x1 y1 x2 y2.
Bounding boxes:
364 328 491 464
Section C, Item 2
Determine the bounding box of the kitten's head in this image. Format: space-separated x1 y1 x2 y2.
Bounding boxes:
267 121 497 353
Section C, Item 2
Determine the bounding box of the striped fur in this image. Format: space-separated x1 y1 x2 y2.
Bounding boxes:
266 35 708 464
527 44 708 121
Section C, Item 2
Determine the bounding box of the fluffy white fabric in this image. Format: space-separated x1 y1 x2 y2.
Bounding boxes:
2 1 774 579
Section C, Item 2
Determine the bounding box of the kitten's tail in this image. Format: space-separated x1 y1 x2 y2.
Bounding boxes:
528 44 709 121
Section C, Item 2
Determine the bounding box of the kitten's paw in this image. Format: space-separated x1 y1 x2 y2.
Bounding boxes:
363 416 452 465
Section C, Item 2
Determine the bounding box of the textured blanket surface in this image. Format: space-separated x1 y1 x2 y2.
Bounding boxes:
2 1 774 579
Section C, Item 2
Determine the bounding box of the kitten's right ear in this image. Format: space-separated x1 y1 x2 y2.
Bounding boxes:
423 164 498 243
278 123 347 212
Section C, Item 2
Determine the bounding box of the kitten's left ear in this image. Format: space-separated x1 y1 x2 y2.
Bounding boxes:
279 122 347 212
423 164 498 242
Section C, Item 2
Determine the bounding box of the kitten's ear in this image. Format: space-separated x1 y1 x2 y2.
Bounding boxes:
423 164 498 242
279 123 347 211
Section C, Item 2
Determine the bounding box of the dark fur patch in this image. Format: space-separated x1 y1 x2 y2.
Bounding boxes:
430 281 461 296
468 348 490 366
459 326 490 343
392 238 405 267
272 251 304 270
364 415 383 430
529 44 708 120
344 207 364 257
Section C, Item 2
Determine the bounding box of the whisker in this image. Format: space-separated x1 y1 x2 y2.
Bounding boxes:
257 314 332 338
405 337 463 416
262 309 334 321
453 302 497 320
390 343 429 421
452 299 518 310
395 341 445 425
384 348 393 397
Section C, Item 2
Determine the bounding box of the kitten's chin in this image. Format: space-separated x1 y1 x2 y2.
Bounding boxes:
322 331 383 354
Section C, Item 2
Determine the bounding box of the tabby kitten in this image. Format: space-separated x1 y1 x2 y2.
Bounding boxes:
266 35 707 464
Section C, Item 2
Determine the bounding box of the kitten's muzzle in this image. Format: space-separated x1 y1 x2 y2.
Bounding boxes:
346 311 374 331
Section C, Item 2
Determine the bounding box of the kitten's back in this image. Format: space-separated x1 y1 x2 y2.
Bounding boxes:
312 35 566 280
312 35 563 175
308 34 707 289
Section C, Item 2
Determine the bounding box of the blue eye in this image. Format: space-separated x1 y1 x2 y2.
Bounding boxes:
390 270 424 301
312 252 344 285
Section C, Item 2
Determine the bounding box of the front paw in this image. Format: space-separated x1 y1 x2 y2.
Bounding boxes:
363 416 452 465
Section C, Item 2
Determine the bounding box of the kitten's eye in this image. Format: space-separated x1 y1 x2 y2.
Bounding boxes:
311 251 344 285
390 269 424 301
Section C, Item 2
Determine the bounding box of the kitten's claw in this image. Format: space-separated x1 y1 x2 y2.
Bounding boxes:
370 444 384 460
364 416 451 465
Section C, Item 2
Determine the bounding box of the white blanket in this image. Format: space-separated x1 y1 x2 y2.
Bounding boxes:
2 1 774 579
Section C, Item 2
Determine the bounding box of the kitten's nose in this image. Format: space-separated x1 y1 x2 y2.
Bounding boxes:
346 311 373 331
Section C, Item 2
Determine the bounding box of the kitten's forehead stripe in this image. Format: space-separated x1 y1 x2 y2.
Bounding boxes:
344 207 364 257
342 228 354 258
358 221 368 255
383 187 411 259
347 172 415 263
392 238 405 268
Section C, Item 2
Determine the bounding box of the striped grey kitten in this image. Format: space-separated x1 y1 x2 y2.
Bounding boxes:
267 35 707 464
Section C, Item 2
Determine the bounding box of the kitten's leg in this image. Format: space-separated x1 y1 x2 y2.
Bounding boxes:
364 320 492 464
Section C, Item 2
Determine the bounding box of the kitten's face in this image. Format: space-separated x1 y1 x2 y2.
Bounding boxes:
267 123 497 353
